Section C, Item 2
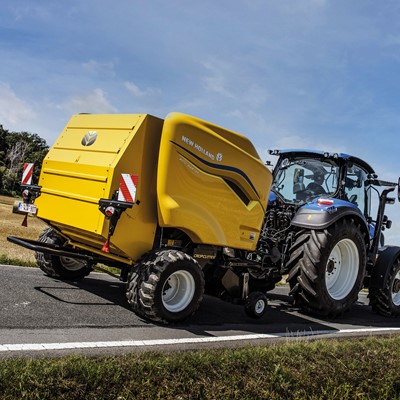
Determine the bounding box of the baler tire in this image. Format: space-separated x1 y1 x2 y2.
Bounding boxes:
287 219 366 317
126 249 205 324
369 257 400 317
35 228 92 280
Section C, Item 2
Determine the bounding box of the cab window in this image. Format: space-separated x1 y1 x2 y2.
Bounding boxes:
273 157 339 203
344 165 367 215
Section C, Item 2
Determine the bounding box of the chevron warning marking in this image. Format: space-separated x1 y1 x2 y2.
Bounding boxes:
22 163 34 185
118 174 138 203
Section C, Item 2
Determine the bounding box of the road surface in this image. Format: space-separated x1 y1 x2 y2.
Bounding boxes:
1 265 400 357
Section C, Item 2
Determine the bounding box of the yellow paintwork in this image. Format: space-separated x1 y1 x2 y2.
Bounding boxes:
36 112 272 262
36 114 163 261
157 112 272 250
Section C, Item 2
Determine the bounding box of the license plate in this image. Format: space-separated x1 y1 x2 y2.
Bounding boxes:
17 202 37 215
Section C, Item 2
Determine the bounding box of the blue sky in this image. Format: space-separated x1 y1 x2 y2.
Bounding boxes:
1 0 400 240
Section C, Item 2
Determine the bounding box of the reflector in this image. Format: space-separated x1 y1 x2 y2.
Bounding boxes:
105 206 115 217
318 198 334 205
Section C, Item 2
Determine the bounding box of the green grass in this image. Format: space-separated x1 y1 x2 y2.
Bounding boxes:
0 254 37 268
1 336 400 399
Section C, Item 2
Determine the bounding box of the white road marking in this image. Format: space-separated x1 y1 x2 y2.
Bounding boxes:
1 327 400 353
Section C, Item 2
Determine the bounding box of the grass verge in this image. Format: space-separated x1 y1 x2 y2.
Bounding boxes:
0 336 400 399
0 196 46 266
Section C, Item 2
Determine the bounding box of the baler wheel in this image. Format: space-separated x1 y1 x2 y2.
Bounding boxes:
35 228 92 280
126 249 204 323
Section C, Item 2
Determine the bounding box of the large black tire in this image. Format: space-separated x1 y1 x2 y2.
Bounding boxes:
287 219 366 317
35 228 92 280
126 249 205 324
369 256 400 317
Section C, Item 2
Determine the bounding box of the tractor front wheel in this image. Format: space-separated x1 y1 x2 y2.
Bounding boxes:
287 219 366 317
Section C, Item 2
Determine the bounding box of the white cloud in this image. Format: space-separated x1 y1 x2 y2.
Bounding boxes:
202 59 236 99
82 59 117 76
385 34 400 46
124 81 161 98
59 88 117 114
276 135 329 152
9 4 52 21
0 82 36 128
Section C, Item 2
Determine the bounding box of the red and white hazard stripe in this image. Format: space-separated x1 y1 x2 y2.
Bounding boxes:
118 174 138 203
22 163 34 185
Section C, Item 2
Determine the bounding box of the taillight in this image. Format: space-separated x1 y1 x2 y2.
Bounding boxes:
105 206 115 217
22 189 30 199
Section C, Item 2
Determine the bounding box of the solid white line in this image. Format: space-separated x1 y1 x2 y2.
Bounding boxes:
1 327 400 353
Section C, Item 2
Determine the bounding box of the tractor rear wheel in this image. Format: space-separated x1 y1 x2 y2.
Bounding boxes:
126 249 205 323
35 228 92 280
287 219 366 317
369 254 400 317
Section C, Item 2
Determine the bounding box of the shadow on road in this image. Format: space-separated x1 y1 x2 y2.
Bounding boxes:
35 275 129 308
32 272 400 335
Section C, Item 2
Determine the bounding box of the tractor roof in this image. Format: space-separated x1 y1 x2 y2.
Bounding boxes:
268 149 375 174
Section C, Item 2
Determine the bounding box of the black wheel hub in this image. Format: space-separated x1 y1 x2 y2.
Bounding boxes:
326 259 335 274
393 279 400 294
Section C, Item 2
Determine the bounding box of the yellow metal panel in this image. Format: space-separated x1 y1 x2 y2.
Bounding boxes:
35 111 271 261
157 112 272 250
37 194 102 233
66 113 143 130
102 115 163 259
36 114 163 260
54 127 134 156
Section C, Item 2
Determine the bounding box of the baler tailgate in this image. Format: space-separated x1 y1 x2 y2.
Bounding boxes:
34 113 162 259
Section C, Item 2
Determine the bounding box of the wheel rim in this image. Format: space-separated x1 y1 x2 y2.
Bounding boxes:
325 238 360 300
391 269 400 306
60 257 86 271
162 270 195 313
255 299 266 315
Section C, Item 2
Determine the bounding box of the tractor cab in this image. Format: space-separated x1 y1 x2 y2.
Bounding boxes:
268 149 375 219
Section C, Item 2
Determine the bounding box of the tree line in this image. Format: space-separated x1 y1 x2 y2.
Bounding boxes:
0 125 49 196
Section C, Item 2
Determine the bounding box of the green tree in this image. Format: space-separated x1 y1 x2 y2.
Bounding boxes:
0 126 49 196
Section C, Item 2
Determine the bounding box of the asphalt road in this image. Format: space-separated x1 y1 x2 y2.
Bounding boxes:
1 265 400 357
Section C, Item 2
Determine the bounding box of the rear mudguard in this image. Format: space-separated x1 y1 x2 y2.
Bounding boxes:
290 199 368 232
369 246 400 289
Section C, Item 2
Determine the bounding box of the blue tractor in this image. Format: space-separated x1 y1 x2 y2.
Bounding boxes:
249 149 400 318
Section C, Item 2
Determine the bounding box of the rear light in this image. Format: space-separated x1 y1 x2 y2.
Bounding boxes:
105 206 115 217
318 198 334 206
22 189 30 199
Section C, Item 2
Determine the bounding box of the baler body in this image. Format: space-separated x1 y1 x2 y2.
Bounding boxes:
35 112 272 262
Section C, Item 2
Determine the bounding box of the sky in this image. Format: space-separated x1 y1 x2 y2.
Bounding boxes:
1 0 400 241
